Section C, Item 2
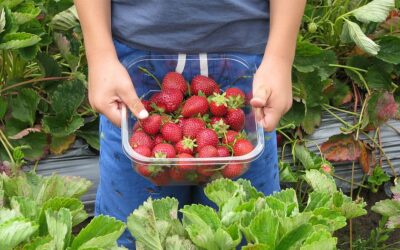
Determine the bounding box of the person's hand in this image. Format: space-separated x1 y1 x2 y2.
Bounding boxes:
88 57 149 127
250 58 293 132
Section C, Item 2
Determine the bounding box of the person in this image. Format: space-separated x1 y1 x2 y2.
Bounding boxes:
74 0 306 248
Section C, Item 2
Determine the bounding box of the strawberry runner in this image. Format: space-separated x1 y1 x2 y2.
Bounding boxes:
96 39 280 249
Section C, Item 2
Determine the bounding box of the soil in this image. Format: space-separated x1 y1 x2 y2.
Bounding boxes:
336 187 400 250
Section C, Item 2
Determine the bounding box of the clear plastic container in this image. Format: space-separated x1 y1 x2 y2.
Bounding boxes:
121 54 265 185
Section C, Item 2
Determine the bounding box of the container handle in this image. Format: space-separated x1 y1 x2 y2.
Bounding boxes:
199 53 208 77
176 53 186 74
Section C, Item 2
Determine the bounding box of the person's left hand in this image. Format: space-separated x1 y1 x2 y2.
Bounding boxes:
250 58 293 132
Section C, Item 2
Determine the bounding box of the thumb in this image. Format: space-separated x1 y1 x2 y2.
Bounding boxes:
119 83 149 120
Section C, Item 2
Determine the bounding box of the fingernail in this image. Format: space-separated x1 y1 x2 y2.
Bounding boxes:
138 109 149 119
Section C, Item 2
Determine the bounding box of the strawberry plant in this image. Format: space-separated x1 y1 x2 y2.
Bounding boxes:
127 170 367 250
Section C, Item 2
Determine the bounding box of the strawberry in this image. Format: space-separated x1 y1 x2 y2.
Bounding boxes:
225 87 245 108
222 130 239 145
162 72 188 94
150 92 167 111
191 75 220 96
154 134 165 145
225 108 245 131
197 165 215 177
175 137 197 155
182 118 206 138
217 146 231 157
182 96 209 117
210 117 227 126
177 153 196 171
141 114 162 135
196 129 219 149
136 165 152 177
158 89 184 113
169 167 186 182
222 163 244 179
130 131 154 149
151 170 170 186
209 93 228 116
161 122 183 143
142 100 153 112
233 139 254 156
198 145 218 158
177 117 186 128
133 145 152 157
211 119 230 138
152 143 176 158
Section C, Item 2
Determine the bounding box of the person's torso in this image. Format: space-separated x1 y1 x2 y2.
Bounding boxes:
111 0 270 54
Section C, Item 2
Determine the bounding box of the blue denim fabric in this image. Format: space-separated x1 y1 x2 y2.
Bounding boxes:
95 40 280 249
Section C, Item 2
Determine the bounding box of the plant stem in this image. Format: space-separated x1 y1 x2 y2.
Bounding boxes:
329 64 371 95
0 129 15 164
322 104 359 116
0 76 72 94
355 96 368 140
332 174 370 189
349 161 355 250
362 131 398 178
322 105 354 128
138 66 162 88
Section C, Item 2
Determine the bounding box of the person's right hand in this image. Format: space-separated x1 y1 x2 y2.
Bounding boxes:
88 57 149 127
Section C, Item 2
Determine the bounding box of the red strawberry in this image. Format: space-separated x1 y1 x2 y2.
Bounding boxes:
169 167 186 182
130 131 154 149
162 72 188 94
133 145 152 157
158 89 184 113
161 122 183 143
151 170 170 186
182 96 209 117
225 108 245 131
222 130 239 145
183 118 206 138
197 166 215 177
209 93 228 116
175 137 197 155
198 145 218 158
233 139 254 156
177 118 186 128
210 117 227 126
196 129 219 149
177 153 196 171
154 134 164 145
225 87 245 108
136 165 152 177
217 146 231 157
150 92 167 111
191 75 219 96
141 114 162 135
222 163 244 178
152 143 176 158
211 119 230 138
142 100 153 112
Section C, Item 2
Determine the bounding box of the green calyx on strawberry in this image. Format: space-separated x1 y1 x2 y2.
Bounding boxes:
211 119 230 138
209 92 228 117
136 164 166 178
225 87 246 108
175 137 197 155
152 143 176 158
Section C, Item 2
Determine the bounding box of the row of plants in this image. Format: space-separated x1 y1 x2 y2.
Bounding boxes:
1 166 399 249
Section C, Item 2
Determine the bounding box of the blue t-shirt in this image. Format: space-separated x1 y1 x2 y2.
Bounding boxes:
111 0 270 54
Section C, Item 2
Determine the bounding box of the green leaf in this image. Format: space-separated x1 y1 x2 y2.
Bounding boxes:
71 215 125 250
51 79 86 117
45 208 72 250
18 44 39 60
76 119 99 151
204 178 242 209
352 0 395 23
0 0 24 9
164 235 197 250
341 20 380 55
12 2 41 24
366 65 393 90
294 145 314 170
304 192 332 212
50 134 76 155
0 97 8 120
37 52 62 78
335 195 367 219
310 207 347 232
235 179 264 200
42 114 84 137
10 88 39 126
304 170 337 194
10 196 39 221
50 5 79 31
276 224 314 250
372 199 400 217
302 107 321 134
272 188 299 216
0 217 38 250
377 36 400 64
0 32 41 49
0 208 24 224
248 209 279 247
281 101 306 127
242 244 272 250
300 230 337 250
12 132 48 161
127 197 182 250
279 161 298 183
22 236 52 250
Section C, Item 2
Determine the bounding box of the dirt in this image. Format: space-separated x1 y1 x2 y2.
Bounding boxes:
335 187 400 250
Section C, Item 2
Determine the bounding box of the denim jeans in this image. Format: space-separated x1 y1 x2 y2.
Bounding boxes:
95 40 280 249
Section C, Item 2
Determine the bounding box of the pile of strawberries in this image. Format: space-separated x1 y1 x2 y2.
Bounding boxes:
129 72 255 185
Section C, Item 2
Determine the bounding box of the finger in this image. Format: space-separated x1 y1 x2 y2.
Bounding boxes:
101 102 122 127
251 80 271 108
253 107 264 123
261 107 282 132
119 84 149 120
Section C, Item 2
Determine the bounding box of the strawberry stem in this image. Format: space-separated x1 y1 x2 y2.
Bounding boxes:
138 66 162 88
